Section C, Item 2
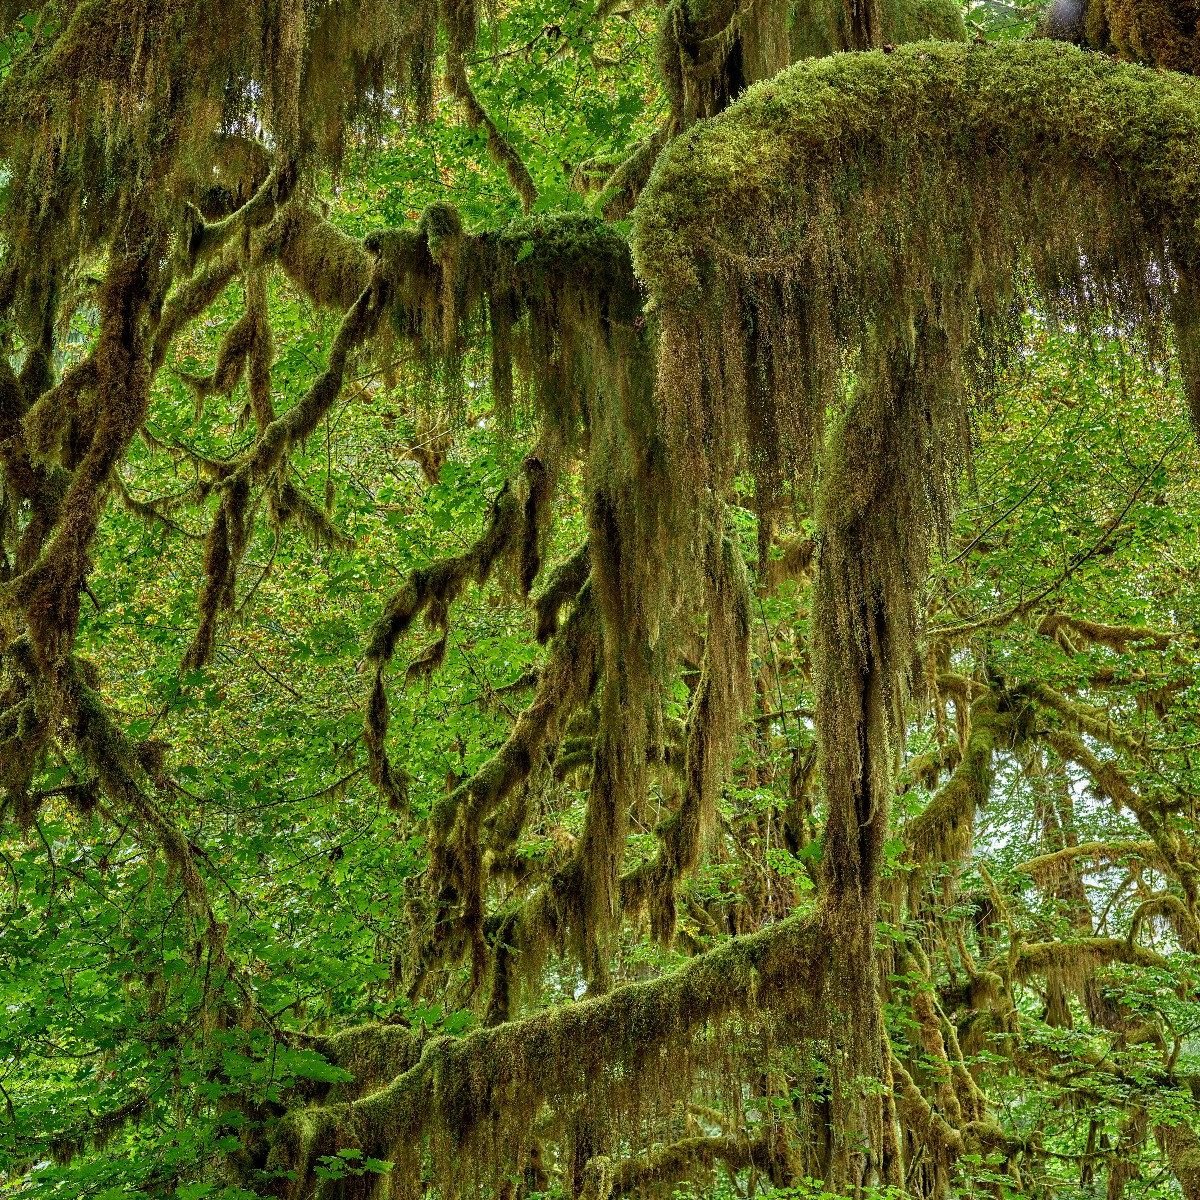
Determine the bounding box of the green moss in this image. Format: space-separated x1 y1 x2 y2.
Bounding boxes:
269 912 830 1197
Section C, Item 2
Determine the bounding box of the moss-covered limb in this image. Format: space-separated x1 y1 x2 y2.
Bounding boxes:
908 987 964 1129
1029 681 1148 758
904 689 1024 867
898 741 960 792
1040 729 1200 904
934 673 988 705
275 203 647 460
9 237 166 666
1042 0 1200 75
1157 1118 1200 1200
804 330 970 1187
536 544 592 643
271 478 351 550
20 354 101 464
268 911 828 1198
274 203 647 454
895 958 1009 1172
301 1023 426 1101
181 252 385 670
1009 936 1170 982
889 1053 963 1173
150 245 244 374
365 474 525 669
274 205 374 312
1015 839 1162 881
889 1049 1012 1200
362 457 559 810
899 941 992 1119
1039 728 1151 816
634 42 1200 483
183 475 252 672
0 351 50 516
593 124 673 221
185 163 299 271
444 52 537 213
111 477 206 541
607 1133 773 1197
1129 893 1200 953
242 260 386 487
177 291 260 406
415 586 602 986
1036 610 1179 654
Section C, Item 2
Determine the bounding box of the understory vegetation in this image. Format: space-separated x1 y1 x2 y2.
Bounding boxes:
1 0 1199 1198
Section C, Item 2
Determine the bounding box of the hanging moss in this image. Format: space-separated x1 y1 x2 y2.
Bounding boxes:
0 1 448 271
363 456 564 816
8 239 165 666
622 522 751 943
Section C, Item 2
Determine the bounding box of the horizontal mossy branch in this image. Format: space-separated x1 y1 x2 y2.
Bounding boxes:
268 912 828 1197
1028 681 1148 757
1036 611 1180 654
608 1133 775 1197
1009 935 1170 980
1015 839 1162 880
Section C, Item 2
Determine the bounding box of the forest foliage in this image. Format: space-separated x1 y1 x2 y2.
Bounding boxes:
1 0 1200 1199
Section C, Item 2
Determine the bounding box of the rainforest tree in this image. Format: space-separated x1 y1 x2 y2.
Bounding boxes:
1 0 1200 1198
